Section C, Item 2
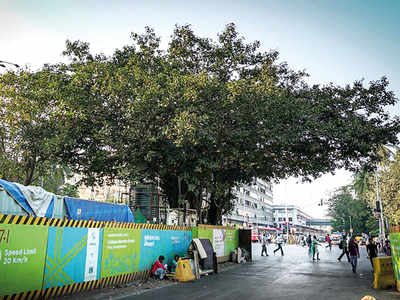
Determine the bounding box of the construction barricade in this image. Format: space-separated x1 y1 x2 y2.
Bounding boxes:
372 256 395 289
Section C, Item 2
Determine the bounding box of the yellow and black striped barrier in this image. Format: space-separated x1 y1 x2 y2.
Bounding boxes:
0 213 192 231
0 270 153 300
0 213 192 299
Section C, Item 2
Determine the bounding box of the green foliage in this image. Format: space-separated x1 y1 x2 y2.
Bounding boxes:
0 68 66 186
1 24 399 224
365 151 400 224
328 186 378 235
60 183 79 198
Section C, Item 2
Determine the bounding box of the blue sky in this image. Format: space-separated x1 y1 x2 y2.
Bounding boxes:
2 0 399 216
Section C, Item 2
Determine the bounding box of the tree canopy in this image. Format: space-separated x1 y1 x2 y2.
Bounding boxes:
364 151 400 225
1 24 399 224
327 186 379 235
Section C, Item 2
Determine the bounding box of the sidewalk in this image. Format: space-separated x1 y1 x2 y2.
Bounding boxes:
60 262 239 300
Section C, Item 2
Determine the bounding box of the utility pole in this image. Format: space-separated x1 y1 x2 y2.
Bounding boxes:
285 183 289 242
349 216 353 236
375 168 385 238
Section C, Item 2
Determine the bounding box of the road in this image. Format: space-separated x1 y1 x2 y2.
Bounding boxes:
123 243 398 300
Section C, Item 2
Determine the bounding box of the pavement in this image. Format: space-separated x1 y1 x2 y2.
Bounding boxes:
118 243 398 300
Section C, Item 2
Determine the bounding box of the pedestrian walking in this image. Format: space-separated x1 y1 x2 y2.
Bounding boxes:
348 237 360 273
325 234 332 251
306 234 312 257
384 238 391 256
366 237 378 271
274 234 284 256
337 235 350 262
261 234 269 256
312 235 320 261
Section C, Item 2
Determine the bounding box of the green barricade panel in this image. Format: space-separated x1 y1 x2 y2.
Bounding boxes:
389 233 400 281
0 224 48 296
100 228 141 278
224 229 239 256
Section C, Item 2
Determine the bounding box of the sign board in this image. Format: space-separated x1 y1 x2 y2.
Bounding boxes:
224 229 239 256
101 228 141 278
213 229 225 257
0 224 48 295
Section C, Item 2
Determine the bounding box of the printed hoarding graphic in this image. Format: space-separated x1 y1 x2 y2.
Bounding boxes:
224 229 239 256
84 228 101 281
101 228 141 278
139 230 163 271
213 229 225 257
389 233 400 281
139 230 192 271
44 227 102 288
0 224 48 296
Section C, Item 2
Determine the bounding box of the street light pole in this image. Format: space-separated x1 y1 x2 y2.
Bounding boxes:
375 167 385 238
349 216 353 235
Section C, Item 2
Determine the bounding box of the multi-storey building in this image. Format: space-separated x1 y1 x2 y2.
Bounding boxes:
272 204 313 233
223 179 274 227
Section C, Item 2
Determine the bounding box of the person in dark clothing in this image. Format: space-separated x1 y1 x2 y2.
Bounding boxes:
261 234 269 256
348 237 360 273
338 235 350 262
384 238 391 256
366 238 378 270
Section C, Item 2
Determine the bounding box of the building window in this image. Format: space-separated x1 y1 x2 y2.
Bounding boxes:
244 189 250 196
245 200 250 207
289 217 293 222
278 217 282 221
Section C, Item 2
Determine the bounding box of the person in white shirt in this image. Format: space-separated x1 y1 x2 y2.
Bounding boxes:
273 234 284 256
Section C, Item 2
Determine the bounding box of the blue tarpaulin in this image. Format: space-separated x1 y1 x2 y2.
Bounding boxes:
0 179 35 215
64 197 134 223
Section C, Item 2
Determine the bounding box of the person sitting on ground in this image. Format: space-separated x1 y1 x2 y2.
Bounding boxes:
171 255 179 273
152 255 167 279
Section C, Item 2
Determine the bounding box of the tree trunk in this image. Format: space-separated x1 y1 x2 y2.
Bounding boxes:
207 194 221 225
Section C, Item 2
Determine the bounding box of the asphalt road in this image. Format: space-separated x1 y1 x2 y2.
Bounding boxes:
123 243 398 300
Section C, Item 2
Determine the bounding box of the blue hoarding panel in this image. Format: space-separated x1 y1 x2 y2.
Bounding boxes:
139 230 192 271
44 227 103 288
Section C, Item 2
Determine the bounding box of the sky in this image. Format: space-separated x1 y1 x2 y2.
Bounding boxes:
2 0 400 218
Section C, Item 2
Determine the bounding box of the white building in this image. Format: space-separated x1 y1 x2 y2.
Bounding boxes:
223 178 274 227
273 204 312 229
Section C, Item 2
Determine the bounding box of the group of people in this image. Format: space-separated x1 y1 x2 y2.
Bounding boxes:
260 231 392 275
151 254 180 279
305 234 321 261
337 235 361 273
337 234 391 274
261 233 285 256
